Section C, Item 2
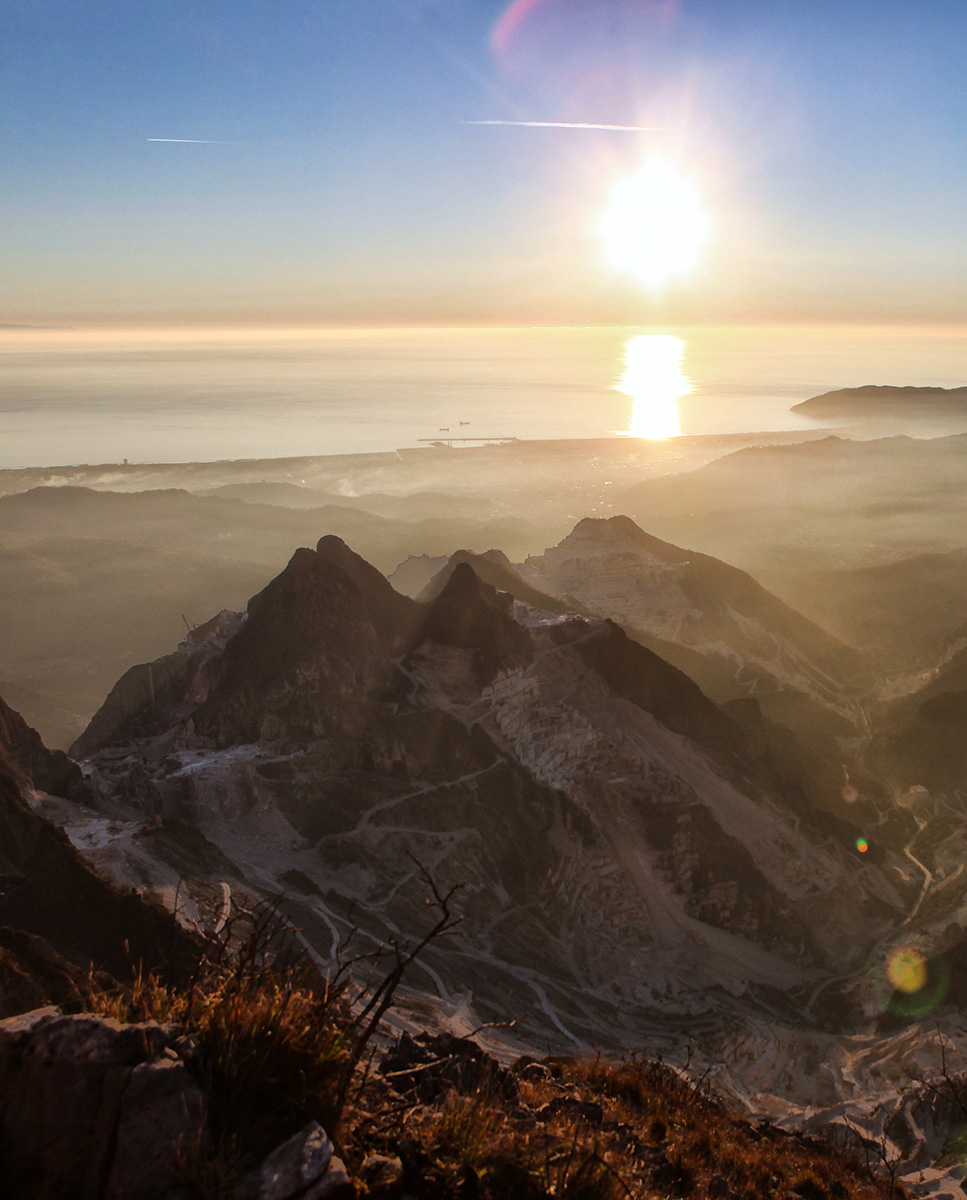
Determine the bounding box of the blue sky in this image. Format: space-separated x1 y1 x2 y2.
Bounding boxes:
2 0 966 326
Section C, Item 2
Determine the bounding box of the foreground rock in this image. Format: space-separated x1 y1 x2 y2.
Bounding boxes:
0 1008 206 1199
0 1008 352 1200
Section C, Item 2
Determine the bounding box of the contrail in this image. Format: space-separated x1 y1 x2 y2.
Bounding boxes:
146 138 234 143
463 120 664 131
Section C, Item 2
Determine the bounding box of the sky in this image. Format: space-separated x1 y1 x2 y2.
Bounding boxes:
2 0 966 327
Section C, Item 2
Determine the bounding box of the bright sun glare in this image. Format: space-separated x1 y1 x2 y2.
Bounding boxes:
599 160 708 287
617 334 691 440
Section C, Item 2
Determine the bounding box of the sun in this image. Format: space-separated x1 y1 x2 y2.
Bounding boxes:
598 159 708 287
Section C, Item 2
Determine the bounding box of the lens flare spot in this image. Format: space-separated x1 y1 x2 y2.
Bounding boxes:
887 947 928 994
599 159 708 288
855 837 869 853
491 0 545 54
946 1124 967 1163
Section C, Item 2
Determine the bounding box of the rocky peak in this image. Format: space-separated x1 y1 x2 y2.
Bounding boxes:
75 542 407 756
0 694 84 801
565 514 687 559
522 514 871 758
314 533 419 649
409 561 532 686
193 546 390 745
419 548 583 616
70 609 244 757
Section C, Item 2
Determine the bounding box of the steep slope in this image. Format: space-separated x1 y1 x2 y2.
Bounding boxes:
520 516 870 752
69 540 915 1052
0 693 86 802
871 639 967 792
388 553 450 597
0 695 198 996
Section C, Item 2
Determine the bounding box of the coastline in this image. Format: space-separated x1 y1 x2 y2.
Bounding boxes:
0 427 839 498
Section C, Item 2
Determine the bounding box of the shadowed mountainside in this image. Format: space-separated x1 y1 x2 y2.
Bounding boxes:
0 695 199 1010
760 548 967 674
0 487 531 747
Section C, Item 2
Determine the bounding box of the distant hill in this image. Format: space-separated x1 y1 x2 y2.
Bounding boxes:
617 433 967 573
760 547 967 672
792 385 967 415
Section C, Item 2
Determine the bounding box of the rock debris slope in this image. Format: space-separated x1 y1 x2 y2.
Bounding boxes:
66 534 913 1051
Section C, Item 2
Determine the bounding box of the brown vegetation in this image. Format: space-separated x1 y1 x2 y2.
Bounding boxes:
88 897 906 1200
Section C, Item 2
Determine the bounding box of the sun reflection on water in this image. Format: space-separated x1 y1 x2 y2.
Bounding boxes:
617 334 691 440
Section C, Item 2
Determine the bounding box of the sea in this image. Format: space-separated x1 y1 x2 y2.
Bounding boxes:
1 323 966 470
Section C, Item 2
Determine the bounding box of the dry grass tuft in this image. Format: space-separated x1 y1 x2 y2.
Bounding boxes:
97 900 351 1174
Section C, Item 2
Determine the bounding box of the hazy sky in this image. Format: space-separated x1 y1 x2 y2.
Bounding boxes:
3 0 966 326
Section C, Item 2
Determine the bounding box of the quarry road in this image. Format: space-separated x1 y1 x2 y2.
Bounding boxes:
358 762 501 826
898 809 934 928
213 881 231 934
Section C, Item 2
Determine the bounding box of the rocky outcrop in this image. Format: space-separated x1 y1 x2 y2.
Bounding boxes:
0 1008 351 1200
70 607 245 757
0 927 108 1018
191 544 397 747
0 692 85 800
75 539 412 756
418 548 591 617
314 533 420 649
411 561 533 687
388 552 451 597
0 1008 206 1199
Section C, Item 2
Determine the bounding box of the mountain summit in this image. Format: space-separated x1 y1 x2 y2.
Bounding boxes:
521 515 870 751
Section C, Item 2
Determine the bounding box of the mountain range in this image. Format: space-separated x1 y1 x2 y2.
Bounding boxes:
1 453 967 1164
18 518 937 1062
